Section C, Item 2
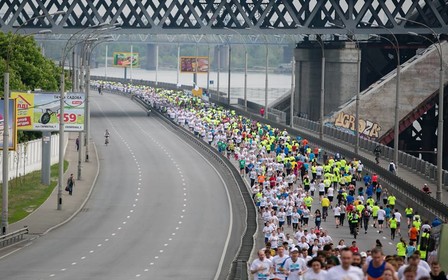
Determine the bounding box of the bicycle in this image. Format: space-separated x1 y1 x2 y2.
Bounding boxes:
105 136 109 146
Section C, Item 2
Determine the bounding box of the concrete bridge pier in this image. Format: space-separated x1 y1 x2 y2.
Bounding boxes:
144 44 157 70
213 45 229 70
294 43 360 121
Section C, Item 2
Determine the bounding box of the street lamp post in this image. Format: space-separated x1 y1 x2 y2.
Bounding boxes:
83 38 112 166
290 57 295 128
316 35 326 140
224 27 248 111
330 23 361 154
264 35 270 119
227 43 231 105
57 24 113 210
2 11 64 234
366 26 401 166
398 16 445 200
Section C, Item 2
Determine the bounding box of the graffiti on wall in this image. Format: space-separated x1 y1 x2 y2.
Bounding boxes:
333 111 382 139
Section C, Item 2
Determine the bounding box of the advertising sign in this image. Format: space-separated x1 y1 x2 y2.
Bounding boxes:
180 56 209 73
113 52 139 68
0 100 17 151
12 92 85 131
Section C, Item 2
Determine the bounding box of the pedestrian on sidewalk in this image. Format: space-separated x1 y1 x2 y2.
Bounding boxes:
66 173 75 195
389 161 397 175
75 137 79 151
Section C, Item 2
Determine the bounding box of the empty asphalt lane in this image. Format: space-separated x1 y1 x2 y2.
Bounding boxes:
0 93 240 280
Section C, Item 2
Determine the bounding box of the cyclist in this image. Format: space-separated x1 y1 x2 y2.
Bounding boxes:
104 129 110 145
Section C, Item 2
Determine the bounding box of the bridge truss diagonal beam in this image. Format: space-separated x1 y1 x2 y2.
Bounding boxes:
0 0 446 36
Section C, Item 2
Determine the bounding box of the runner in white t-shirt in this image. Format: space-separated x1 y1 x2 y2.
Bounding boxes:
326 249 364 280
250 249 272 280
303 257 328 280
377 206 386 233
271 246 290 280
284 248 307 280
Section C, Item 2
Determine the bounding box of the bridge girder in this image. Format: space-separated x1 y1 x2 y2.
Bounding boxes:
0 0 446 37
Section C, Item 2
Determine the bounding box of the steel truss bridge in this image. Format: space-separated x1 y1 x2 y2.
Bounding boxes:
0 0 447 45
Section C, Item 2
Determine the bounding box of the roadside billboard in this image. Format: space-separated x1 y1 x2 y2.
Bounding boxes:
180 56 209 73
113 52 139 68
11 92 85 131
0 99 18 151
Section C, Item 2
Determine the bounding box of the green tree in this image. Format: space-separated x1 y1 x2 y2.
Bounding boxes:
0 32 65 142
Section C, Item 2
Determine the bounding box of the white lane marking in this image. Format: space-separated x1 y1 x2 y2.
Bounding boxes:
71 262 77 266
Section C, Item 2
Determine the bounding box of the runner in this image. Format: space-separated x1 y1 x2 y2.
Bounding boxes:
250 249 272 280
284 247 307 280
363 248 395 280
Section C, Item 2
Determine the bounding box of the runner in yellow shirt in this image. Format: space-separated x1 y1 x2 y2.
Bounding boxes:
321 195 330 221
405 205 414 228
303 194 313 210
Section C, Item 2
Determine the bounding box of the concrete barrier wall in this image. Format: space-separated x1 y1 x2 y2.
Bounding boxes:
0 134 61 181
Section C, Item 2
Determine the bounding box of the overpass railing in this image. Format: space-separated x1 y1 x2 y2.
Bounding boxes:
293 115 448 189
236 98 286 124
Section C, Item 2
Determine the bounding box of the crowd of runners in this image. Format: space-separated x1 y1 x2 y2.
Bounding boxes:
92 81 446 280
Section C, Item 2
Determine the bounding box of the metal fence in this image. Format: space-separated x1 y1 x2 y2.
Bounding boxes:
293 115 448 189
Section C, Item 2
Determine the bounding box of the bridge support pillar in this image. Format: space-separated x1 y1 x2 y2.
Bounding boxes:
213 45 229 70
145 44 157 70
294 43 360 121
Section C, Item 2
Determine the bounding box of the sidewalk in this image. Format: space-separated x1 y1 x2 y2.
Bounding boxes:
8 132 99 236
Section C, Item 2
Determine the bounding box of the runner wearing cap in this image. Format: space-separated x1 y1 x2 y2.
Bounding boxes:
284 247 307 280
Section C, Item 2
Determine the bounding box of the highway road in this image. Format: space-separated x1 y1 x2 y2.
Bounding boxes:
0 93 244 279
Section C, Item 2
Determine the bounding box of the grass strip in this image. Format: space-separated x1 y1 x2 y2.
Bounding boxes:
0 160 68 223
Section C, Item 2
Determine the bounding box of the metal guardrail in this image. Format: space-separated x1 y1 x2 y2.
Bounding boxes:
0 227 29 248
236 98 286 124
293 115 448 190
105 90 255 280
